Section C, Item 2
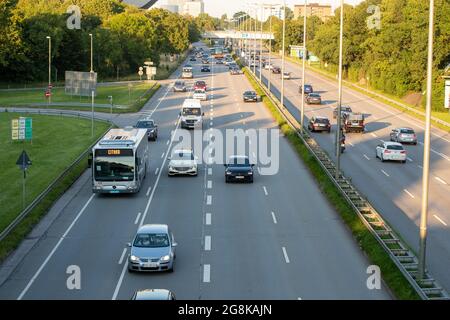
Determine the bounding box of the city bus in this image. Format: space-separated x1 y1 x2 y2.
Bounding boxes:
89 128 149 194
181 66 193 79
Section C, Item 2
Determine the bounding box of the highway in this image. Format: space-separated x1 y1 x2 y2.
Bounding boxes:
250 50 450 292
0 43 389 300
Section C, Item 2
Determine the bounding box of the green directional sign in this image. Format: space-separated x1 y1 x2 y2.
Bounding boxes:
11 117 32 141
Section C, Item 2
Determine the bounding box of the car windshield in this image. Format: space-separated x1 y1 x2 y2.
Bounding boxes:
172 151 194 160
309 94 320 97
387 145 404 150
183 108 201 116
244 91 255 95
195 82 205 86
94 157 135 182
136 121 154 128
400 129 414 134
133 233 169 248
175 82 184 86
228 157 250 166
316 118 329 124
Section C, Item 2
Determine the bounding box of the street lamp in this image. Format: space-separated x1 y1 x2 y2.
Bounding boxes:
89 33 94 73
46 36 51 105
280 0 286 110
299 1 307 133
335 0 344 180
418 0 435 281
259 3 263 83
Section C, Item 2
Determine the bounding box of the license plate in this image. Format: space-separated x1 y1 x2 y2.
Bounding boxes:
144 262 158 268
110 190 120 194
236 176 245 179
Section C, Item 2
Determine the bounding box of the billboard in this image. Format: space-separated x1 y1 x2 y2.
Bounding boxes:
65 71 97 97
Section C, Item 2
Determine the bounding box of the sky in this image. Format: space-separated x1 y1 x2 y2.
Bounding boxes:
202 0 365 18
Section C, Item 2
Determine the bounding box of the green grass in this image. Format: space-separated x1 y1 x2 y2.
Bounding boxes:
240 63 420 300
0 113 109 234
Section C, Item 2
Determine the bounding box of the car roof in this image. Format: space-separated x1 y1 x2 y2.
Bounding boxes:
229 155 249 159
315 116 329 120
138 117 154 122
134 289 171 300
397 127 414 131
383 141 403 146
137 224 168 234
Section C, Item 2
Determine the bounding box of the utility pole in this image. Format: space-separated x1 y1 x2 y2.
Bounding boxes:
268 7 273 93
46 36 51 105
91 90 94 138
300 1 307 133
89 33 94 73
280 1 286 109
418 0 435 281
259 3 263 83
335 0 344 180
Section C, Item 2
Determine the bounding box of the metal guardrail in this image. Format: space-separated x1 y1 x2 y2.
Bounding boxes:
0 110 112 242
245 66 449 300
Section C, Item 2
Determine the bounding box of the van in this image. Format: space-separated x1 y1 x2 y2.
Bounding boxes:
180 99 204 130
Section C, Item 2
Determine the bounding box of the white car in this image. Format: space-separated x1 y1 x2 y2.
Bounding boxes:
168 149 198 176
264 63 273 70
283 72 291 80
192 89 207 101
375 141 407 163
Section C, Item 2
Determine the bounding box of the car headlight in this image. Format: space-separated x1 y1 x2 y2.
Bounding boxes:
248 171 253 175
226 171 232 175
160 255 170 262
130 255 140 262
169 165 174 171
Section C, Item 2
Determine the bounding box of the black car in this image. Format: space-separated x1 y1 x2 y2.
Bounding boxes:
305 93 322 105
272 66 281 74
201 65 210 72
299 84 313 94
135 118 158 141
224 156 254 183
243 90 257 102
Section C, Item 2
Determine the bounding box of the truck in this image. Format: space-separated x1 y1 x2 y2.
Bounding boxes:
180 99 204 130
89 128 149 194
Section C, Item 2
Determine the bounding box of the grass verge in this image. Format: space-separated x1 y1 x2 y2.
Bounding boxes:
240 61 420 300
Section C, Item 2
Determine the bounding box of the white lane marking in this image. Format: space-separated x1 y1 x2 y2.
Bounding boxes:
207 195 212 205
118 248 127 265
435 176 448 185
134 212 142 225
210 122 213 126
155 168 159 175
381 170 390 177
282 247 290 264
146 186 152 197
208 168 212 175
207 180 212 189
348 142 354 147
371 133 378 138
204 236 211 251
263 186 268 196
240 114 243 118
363 154 371 161
205 213 212 225
407 157 413 162
112 256 128 300
418 165 423 169
252 152 256 158
161 152 165 159
271 211 278 224
166 140 170 145
203 264 211 283
404 189 415 199
18 194 95 300
434 214 448 226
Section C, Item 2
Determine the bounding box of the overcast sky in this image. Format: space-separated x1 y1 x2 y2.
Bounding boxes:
202 0 365 18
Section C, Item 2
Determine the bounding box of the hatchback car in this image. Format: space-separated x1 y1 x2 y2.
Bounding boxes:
333 105 353 119
243 91 258 102
134 118 158 141
390 128 417 145
308 116 331 133
168 149 198 176
305 93 322 105
201 65 210 72
299 84 313 94
283 72 291 80
173 80 187 92
128 224 177 273
131 289 176 300
376 141 407 163
224 155 254 183
193 89 207 101
194 80 207 91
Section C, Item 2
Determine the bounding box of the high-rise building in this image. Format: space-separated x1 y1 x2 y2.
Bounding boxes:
293 3 333 21
182 0 204 17
121 0 158 9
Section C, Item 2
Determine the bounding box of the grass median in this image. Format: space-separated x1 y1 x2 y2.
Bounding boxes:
240 63 420 300
0 113 110 262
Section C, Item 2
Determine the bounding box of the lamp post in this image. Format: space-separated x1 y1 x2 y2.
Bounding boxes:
268 6 273 93
89 33 94 73
335 0 344 180
418 0 435 281
46 36 51 105
259 3 263 83
300 1 307 133
280 0 286 110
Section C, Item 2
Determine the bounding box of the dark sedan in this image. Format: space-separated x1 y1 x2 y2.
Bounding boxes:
299 84 313 94
305 93 322 105
272 66 281 74
135 118 158 141
308 116 331 133
201 65 210 72
243 90 258 102
224 156 254 183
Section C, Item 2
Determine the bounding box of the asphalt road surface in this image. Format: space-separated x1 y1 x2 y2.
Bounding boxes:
0 43 389 300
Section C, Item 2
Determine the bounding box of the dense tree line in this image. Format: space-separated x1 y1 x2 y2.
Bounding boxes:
0 0 208 82
257 0 450 111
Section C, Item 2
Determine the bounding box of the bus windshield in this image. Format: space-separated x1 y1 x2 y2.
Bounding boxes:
94 157 135 181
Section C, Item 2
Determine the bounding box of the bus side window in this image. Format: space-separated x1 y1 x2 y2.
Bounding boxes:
88 153 93 168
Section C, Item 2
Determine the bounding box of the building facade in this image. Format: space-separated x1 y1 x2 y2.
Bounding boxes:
293 3 333 21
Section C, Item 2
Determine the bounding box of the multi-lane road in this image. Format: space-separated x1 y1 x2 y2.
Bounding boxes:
249 50 450 292
0 43 389 300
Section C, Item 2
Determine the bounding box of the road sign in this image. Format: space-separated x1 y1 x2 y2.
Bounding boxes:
48 84 53 89
445 79 450 109
45 91 51 98
16 150 32 171
12 117 32 141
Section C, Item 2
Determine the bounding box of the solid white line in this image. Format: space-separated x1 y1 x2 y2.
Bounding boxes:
418 165 423 169
134 212 142 225
263 186 268 196
381 170 390 177
204 236 211 251
404 189 415 199
207 195 212 205
271 211 278 224
282 247 290 264
146 186 152 197
155 168 159 175
435 176 447 185
371 133 378 138
203 264 211 283
18 194 95 300
407 157 413 162
118 248 127 265
348 142 354 147
112 257 128 300
207 180 212 189
166 140 170 145
205 213 212 225
363 154 370 161
208 168 212 175
161 152 165 159
433 214 448 226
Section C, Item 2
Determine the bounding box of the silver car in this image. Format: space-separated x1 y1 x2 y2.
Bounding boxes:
390 127 417 145
128 224 177 273
131 289 176 300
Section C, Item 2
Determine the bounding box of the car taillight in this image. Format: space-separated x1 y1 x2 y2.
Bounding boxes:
384 150 391 154
400 151 406 154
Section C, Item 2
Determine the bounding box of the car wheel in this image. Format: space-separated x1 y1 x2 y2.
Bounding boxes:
127 265 134 273
402 160 406 164
168 265 174 273
381 154 385 162
249 177 254 183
